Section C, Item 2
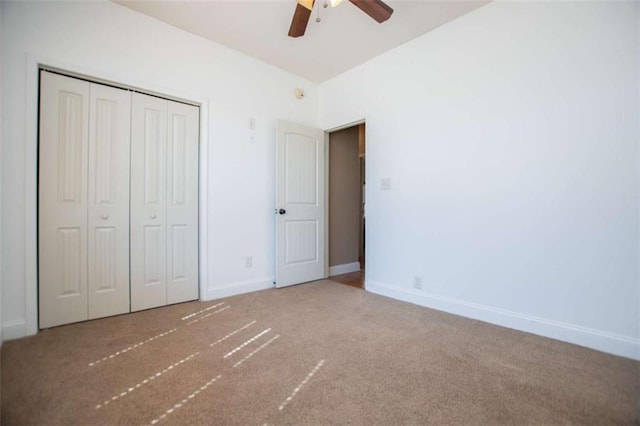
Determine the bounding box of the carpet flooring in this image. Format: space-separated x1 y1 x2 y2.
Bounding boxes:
2 280 638 425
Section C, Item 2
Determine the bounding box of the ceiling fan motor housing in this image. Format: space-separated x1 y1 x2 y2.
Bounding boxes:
288 0 394 38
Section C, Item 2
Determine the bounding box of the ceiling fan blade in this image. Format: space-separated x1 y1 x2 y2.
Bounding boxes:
288 2 314 38
349 0 393 23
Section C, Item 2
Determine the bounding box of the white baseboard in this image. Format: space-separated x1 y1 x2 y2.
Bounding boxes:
329 262 361 276
2 319 27 341
204 277 274 300
365 280 640 361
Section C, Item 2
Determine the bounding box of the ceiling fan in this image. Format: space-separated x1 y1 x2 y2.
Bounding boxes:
288 0 394 38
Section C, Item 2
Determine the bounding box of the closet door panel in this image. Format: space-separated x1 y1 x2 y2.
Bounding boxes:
166 101 199 304
87 83 131 319
131 93 168 312
39 72 90 328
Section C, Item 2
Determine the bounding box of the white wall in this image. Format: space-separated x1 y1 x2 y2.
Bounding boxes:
320 1 640 359
1 1 318 339
0 1 4 345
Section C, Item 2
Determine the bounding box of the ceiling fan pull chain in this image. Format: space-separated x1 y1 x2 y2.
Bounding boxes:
316 0 322 22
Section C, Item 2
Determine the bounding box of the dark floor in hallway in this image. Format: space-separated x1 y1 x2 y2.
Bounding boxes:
329 268 364 289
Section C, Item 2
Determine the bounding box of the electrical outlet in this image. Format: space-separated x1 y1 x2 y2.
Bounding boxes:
413 276 423 290
245 256 253 268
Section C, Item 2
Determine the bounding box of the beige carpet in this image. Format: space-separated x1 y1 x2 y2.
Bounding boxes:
2 280 638 425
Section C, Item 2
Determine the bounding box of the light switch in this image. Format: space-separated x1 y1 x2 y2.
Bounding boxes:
248 117 256 143
381 178 391 191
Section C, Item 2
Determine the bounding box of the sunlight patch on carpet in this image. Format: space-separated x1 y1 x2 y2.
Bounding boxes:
186 305 230 325
210 320 257 347
88 328 178 367
96 351 201 409
233 335 281 368
279 359 325 411
224 328 271 358
181 302 226 320
149 374 222 425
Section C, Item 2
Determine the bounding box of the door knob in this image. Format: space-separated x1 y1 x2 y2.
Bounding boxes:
278 208 286 215
151 214 157 219
101 214 109 220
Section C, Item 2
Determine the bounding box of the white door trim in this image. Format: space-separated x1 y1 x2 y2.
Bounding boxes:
23 53 210 336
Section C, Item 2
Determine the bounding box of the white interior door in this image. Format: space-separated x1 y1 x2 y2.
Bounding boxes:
166 101 199 304
275 121 326 288
130 93 168 311
87 83 131 319
39 72 90 328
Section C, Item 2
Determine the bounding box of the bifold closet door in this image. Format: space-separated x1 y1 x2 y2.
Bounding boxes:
166 101 199 305
39 72 131 328
39 72 90 328
130 93 168 311
87 83 132 320
130 93 199 311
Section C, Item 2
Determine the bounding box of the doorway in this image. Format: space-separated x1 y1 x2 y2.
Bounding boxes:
327 123 365 289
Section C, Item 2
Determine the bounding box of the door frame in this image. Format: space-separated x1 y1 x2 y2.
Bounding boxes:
323 119 366 279
22 54 210 336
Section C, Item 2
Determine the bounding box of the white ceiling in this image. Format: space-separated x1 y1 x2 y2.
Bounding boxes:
114 0 489 83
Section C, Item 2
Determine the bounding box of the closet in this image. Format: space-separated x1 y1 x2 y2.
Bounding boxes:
38 71 199 328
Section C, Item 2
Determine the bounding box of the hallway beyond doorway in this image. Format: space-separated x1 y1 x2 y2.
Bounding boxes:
329 268 364 289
